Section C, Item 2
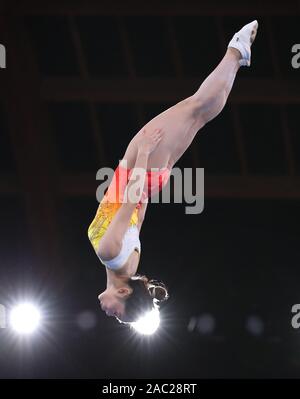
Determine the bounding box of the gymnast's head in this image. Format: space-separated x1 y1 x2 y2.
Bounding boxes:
98 275 169 324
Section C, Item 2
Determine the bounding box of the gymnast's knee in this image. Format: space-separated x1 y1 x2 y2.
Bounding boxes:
186 94 209 127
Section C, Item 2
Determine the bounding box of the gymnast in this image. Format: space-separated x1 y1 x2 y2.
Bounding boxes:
88 20 258 326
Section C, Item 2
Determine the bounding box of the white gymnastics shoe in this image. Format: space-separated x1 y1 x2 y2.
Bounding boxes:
228 20 258 66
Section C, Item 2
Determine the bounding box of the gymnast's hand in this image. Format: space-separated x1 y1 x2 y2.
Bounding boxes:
138 127 164 155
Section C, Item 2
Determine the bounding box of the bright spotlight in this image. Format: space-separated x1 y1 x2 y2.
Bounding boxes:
10 303 41 335
132 308 160 335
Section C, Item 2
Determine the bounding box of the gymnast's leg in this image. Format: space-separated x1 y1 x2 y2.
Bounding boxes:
167 19 259 165
192 48 242 124
123 20 258 169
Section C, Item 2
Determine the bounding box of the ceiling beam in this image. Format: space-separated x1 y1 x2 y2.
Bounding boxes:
59 174 300 199
14 0 300 16
204 175 300 199
2 173 300 199
41 77 300 104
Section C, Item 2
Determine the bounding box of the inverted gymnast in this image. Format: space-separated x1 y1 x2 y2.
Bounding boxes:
88 20 259 326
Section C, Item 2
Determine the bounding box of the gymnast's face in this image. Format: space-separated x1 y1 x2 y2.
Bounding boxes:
98 286 132 320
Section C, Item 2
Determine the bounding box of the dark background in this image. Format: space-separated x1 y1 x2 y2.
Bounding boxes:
0 0 300 378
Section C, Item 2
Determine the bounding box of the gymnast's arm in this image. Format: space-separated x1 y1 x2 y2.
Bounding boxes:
97 129 162 260
137 199 148 232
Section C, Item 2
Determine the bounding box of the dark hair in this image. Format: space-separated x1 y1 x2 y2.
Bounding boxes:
117 274 169 324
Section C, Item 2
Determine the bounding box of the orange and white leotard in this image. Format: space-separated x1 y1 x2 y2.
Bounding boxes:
88 161 171 269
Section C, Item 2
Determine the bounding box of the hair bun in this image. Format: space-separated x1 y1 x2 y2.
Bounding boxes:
148 280 169 302
153 286 168 302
